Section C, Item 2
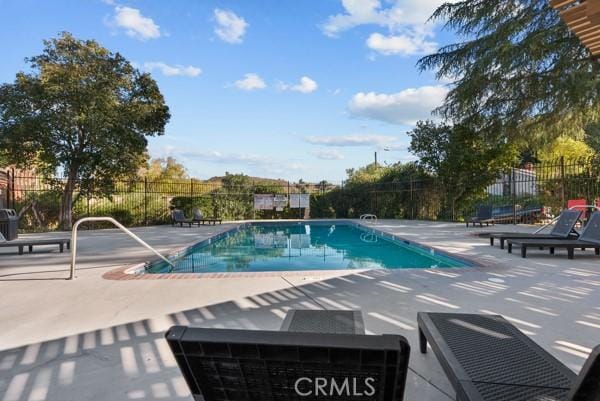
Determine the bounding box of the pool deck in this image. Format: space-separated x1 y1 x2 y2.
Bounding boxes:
0 219 598 401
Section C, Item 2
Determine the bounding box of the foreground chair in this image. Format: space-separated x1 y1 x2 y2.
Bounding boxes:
507 211 600 259
488 209 581 249
0 232 71 255
418 312 599 401
192 208 222 225
166 309 411 401
171 209 193 227
466 205 494 227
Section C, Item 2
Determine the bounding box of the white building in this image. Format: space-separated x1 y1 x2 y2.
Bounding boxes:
486 168 537 196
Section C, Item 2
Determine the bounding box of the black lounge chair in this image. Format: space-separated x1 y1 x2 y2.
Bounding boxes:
166 309 411 401
171 209 193 227
192 208 222 225
466 205 494 227
417 312 600 401
0 232 71 255
488 209 582 249
507 211 600 259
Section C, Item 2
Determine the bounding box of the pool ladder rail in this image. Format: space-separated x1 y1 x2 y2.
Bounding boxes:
69 217 175 280
359 214 378 224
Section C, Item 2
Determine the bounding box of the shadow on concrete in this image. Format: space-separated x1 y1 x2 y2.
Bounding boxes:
1 263 598 401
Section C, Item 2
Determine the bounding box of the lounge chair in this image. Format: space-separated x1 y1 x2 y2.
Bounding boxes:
171 209 193 227
0 232 71 255
507 211 600 259
569 198 599 225
166 309 411 401
417 312 600 401
488 205 512 224
192 208 222 225
488 209 581 249
466 205 494 227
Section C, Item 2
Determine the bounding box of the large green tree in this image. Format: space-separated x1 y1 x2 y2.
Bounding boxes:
585 122 600 154
537 136 595 163
409 120 516 211
418 0 600 145
139 157 189 181
0 32 170 228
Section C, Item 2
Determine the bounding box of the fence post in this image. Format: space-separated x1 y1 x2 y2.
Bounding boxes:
5 169 10 210
560 156 566 208
410 178 414 220
87 190 90 219
512 167 517 225
144 177 148 226
10 168 15 210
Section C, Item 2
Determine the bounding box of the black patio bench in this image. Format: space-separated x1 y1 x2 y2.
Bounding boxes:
417 312 599 401
192 208 222 225
171 209 193 227
193 218 222 226
507 211 600 259
508 239 600 259
487 209 581 249
166 309 411 400
466 205 495 227
0 237 71 255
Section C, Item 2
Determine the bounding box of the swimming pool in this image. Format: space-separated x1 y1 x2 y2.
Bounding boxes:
145 222 471 274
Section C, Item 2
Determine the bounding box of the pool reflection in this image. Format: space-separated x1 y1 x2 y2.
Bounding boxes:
147 224 468 273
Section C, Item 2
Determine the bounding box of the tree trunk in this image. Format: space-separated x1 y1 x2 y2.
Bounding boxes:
59 168 78 230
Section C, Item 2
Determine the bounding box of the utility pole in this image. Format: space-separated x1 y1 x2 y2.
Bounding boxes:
374 151 378 166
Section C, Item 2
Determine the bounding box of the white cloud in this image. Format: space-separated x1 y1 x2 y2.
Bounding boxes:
348 85 448 125
322 0 454 56
111 6 161 40
183 150 268 166
366 32 437 56
214 9 248 44
167 148 307 175
305 134 399 147
312 150 345 160
279 76 318 94
322 0 389 37
233 73 266 91
322 0 450 35
143 62 202 77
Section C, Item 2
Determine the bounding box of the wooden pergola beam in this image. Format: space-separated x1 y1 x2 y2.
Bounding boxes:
578 24 599 36
551 0 600 56
550 0 577 8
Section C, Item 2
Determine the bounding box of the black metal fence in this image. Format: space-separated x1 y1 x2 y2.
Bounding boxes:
311 157 600 222
2 157 599 232
0 171 8 210
2 172 338 231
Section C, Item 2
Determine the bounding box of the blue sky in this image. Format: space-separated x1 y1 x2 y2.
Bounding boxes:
0 0 456 182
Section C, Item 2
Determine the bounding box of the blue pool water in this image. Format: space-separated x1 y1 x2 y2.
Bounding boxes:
146 223 470 274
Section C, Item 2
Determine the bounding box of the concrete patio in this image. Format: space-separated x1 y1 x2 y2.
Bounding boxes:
0 220 598 401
